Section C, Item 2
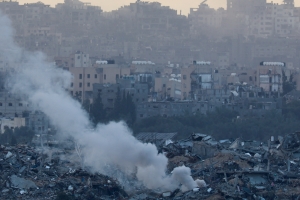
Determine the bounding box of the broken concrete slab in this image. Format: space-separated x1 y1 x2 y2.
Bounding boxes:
10 175 37 189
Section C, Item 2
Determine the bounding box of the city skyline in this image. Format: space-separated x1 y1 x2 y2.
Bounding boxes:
18 0 293 15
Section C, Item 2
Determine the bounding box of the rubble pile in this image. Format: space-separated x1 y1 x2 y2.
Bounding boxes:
2 131 300 199
161 132 300 199
0 145 128 200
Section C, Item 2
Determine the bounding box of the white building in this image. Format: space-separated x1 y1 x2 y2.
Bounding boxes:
248 2 300 37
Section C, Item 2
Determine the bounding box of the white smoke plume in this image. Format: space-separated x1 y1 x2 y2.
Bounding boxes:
0 13 198 192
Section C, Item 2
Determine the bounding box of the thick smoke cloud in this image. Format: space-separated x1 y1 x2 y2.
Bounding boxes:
0 12 198 192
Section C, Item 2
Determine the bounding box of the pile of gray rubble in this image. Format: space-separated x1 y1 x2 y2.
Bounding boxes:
2 131 300 199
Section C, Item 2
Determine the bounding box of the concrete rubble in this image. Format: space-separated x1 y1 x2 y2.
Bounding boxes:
0 144 128 200
2 132 300 199
159 132 300 199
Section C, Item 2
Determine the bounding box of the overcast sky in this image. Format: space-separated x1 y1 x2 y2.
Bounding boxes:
19 0 295 15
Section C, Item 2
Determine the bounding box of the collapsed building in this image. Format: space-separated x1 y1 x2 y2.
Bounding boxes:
1 131 300 199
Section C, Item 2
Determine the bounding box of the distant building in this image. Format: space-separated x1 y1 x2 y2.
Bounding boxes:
0 91 31 118
93 79 149 110
26 111 49 135
0 117 26 134
256 62 284 93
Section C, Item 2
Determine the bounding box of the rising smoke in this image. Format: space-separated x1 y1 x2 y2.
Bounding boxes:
0 13 199 192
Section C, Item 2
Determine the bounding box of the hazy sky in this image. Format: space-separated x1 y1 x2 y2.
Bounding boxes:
19 0 297 15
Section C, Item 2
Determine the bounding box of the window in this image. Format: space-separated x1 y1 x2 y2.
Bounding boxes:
79 83 82 87
87 74 90 78
116 74 119 79
0 103 2 106
183 75 187 80
95 74 97 79
104 74 106 80
71 83 73 87
9 103 12 106
79 74 82 79
87 82 90 87
19 103 23 106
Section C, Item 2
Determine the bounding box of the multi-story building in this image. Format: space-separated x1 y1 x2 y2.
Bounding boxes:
93 79 148 110
189 3 225 34
0 117 26 134
26 111 50 135
0 91 31 118
256 62 284 93
55 0 102 27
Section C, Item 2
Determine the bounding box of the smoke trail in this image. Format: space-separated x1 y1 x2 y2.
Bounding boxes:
0 13 198 192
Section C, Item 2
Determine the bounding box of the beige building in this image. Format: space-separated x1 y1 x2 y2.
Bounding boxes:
256 62 284 93
181 66 195 100
154 75 182 101
68 64 130 101
0 117 26 134
101 64 131 84
68 67 103 100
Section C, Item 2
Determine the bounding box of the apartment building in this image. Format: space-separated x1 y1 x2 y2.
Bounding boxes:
189 3 225 34
55 0 102 26
0 117 25 134
0 91 31 118
68 66 103 100
65 54 130 101
93 79 148 110
256 62 284 93
27 111 50 135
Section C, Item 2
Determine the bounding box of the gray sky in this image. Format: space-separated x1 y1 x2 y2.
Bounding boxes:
19 0 294 15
